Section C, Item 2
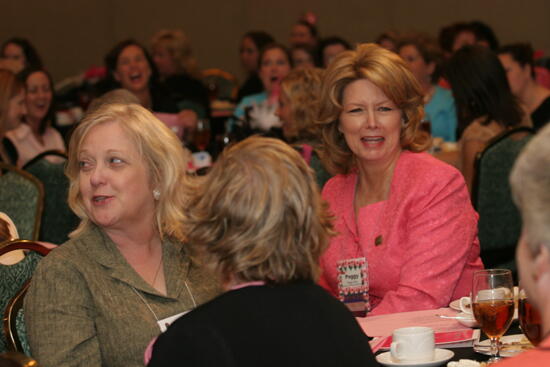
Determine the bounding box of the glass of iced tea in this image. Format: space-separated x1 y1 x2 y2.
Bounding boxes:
519 288 542 346
193 119 211 152
472 269 514 363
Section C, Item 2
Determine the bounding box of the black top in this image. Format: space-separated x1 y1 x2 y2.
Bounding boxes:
148 281 377 367
161 74 210 118
532 96 550 131
0 138 18 165
237 73 264 103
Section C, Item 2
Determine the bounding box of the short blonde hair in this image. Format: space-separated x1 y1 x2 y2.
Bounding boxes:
317 43 430 175
510 124 550 252
184 136 335 284
66 103 191 240
280 67 324 142
150 29 200 79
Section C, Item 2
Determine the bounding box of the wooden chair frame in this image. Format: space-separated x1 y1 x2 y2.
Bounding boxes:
1 240 51 353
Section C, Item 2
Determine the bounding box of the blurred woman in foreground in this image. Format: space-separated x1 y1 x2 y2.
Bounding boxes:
25 103 219 366
317 43 483 316
148 136 377 367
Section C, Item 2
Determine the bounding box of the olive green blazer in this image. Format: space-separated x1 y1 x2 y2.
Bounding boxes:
24 225 220 367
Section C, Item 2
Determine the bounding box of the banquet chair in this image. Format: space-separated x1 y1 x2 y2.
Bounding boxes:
0 351 40 367
23 150 79 244
472 126 535 280
1 240 51 355
0 163 44 241
202 68 239 101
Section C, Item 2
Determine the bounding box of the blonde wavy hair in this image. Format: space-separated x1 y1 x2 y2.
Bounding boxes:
184 136 335 284
280 67 324 142
66 103 191 240
150 29 201 79
317 43 430 175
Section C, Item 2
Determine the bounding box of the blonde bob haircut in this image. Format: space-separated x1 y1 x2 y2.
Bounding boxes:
280 67 324 142
317 43 430 175
66 103 191 240
184 136 335 284
150 29 201 79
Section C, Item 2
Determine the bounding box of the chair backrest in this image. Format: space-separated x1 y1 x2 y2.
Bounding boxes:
1 240 51 355
0 164 44 241
23 151 79 244
472 126 535 277
0 351 40 367
202 68 239 101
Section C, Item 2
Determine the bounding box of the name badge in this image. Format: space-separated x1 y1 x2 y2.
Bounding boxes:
157 310 189 332
337 257 370 317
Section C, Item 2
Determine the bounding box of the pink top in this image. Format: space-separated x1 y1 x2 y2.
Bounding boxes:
494 336 550 366
319 151 483 316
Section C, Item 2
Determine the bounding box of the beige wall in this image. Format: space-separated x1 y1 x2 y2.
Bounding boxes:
1 0 549 84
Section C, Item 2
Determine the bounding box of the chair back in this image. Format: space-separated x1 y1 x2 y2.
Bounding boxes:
472 126 535 278
0 351 40 367
0 164 44 241
23 151 79 244
1 240 51 355
202 68 239 101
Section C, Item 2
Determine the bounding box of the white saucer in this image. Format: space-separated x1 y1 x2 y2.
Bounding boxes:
455 312 478 328
376 348 454 367
474 334 532 357
449 299 464 312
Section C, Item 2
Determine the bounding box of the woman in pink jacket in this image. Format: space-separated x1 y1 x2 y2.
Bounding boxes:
316 43 483 316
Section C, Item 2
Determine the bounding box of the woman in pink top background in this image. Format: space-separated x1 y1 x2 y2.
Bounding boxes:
316 43 483 316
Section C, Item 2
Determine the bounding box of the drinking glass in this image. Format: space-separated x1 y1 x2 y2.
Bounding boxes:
518 287 543 346
193 119 211 152
472 269 514 363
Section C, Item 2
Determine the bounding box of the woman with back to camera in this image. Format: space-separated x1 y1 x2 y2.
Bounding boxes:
150 29 210 119
398 33 458 142
24 103 220 367
0 69 25 164
148 136 378 367
446 45 524 193
317 43 483 316
237 31 274 102
276 67 331 187
6 68 65 167
498 43 550 132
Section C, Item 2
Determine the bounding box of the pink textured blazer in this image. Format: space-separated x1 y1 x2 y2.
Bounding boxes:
319 151 484 316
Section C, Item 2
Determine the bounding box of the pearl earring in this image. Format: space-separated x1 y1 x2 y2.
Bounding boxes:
153 189 161 200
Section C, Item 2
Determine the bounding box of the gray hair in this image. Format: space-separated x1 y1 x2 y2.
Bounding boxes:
510 124 550 251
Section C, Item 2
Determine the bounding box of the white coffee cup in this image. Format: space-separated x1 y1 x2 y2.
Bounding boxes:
459 296 472 314
390 326 435 363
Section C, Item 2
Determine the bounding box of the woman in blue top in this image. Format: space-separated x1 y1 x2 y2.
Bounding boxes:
398 34 457 142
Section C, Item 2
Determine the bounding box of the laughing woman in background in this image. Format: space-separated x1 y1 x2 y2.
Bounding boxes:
6 68 65 167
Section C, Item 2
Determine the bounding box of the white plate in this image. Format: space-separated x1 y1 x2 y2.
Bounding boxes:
376 348 454 367
474 334 532 357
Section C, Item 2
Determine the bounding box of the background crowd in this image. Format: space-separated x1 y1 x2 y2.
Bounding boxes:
1 11 550 367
